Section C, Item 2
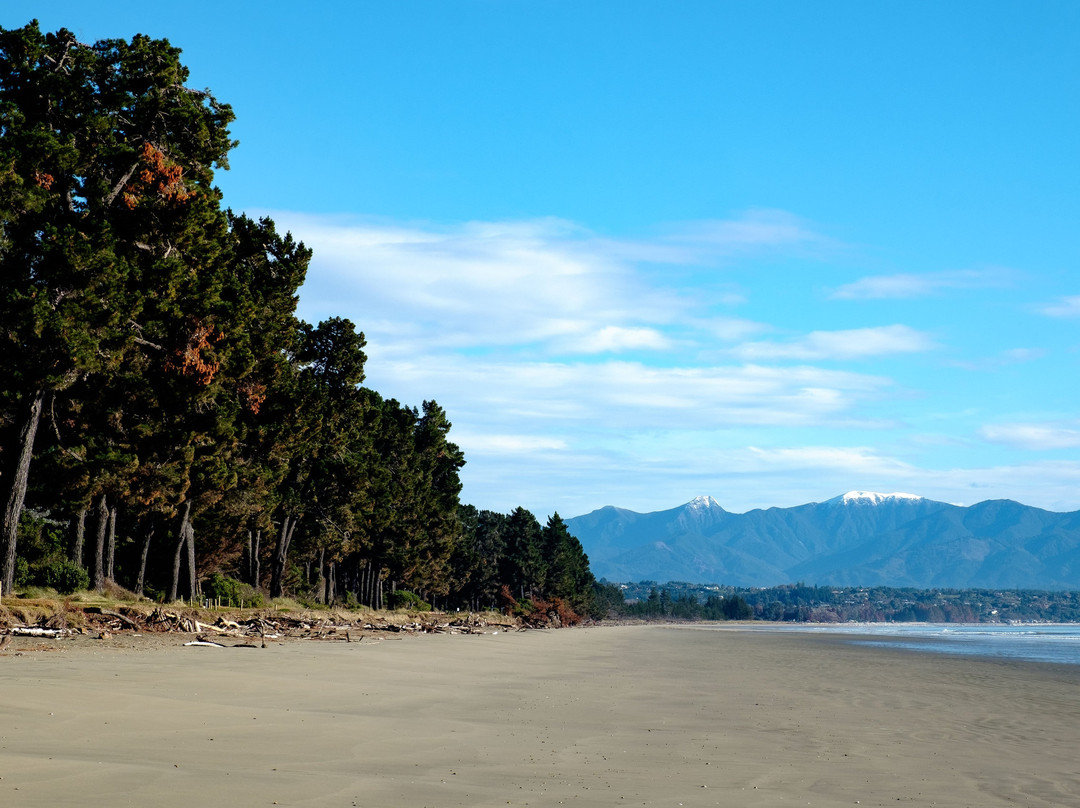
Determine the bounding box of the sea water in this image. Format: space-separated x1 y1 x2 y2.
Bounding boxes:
749 623 1080 666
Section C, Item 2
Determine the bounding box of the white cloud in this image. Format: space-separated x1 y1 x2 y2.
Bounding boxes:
697 316 770 342
453 434 569 453
1038 296 1080 318
556 326 673 354
729 324 936 361
372 356 894 435
277 213 711 358
980 422 1080 451
1001 347 1046 363
662 208 828 253
239 210 1080 519
949 347 1047 371
831 269 1010 300
744 445 915 474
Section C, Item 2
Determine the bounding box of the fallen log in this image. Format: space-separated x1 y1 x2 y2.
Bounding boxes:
100 609 140 630
11 626 65 638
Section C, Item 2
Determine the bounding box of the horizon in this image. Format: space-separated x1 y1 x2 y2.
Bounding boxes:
7 3 1079 518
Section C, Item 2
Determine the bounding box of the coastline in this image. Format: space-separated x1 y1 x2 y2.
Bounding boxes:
3 623 1079 806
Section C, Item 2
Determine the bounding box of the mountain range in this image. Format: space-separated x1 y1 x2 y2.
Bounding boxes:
565 492 1080 590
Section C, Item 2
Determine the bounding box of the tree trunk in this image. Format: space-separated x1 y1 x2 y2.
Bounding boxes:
185 508 197 599
252 529 260 588
269 514 298 599
315 547 326 604
361 561 372 607
1 388 45 594
135 517 155 597
322 556 335 606
93 494 109 591
106 505 118 582
72 505 87 568
169 501 192 602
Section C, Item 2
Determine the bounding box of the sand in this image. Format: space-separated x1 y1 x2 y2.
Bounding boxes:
2 624 1079 807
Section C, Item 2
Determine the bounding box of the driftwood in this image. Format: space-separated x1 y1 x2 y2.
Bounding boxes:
10 626 65 638
99 609 139 630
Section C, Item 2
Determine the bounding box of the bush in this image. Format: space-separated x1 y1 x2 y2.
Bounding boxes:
386 590 432 612
202 572 264 608
13 556 31 588
36 557 90 595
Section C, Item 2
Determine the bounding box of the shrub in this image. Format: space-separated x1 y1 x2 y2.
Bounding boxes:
202 572 264 607
36 557 89 595
386 590 432 612
13 556 31 588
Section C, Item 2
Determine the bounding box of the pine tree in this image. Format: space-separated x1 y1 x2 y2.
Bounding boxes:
1 22 235 593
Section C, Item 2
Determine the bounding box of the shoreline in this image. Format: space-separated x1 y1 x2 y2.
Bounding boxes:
4 623 1079 806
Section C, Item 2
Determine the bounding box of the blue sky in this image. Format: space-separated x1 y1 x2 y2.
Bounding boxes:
7 2 1080 516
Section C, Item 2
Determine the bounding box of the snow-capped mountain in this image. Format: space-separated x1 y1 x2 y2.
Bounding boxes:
825 491 925 506
565 493 1080 589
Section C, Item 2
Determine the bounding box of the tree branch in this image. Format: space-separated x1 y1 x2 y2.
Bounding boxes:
104 160 141 208
48 392 85 462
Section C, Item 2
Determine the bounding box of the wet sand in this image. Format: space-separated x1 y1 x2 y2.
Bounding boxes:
2 624 1079 807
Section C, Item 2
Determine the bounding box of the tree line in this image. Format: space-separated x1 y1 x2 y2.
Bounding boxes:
612 581 1080 623
0 22 599 621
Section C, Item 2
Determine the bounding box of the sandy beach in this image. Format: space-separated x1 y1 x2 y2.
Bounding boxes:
3 624 1079 807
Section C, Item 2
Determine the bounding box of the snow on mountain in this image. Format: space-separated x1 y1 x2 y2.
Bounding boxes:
687 495 722 510
827 491 925 506
565 493 1080 589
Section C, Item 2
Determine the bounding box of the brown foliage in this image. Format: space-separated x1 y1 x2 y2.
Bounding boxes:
122 143 193 209
237 379 267 414
165 321 222 386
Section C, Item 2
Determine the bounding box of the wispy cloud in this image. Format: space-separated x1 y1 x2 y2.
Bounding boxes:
728 325 936 361
269 209 834 366
552 326 673 354
832 269 1010 300
980 422 1080 450
246 209 1080 517
949 347 1048 371
661 208 828 253
745 445 916 474
1038 296 1080 318
378 357 894 434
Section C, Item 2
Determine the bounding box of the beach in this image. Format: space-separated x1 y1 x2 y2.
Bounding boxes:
3 624 1079 807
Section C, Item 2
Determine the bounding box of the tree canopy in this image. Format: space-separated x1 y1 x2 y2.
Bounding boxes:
0 21 600 622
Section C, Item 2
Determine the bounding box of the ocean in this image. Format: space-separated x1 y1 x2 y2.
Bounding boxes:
716 623 1080 666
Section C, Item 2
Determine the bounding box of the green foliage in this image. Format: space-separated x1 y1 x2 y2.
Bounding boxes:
611 580 1080 623
591 581 625 619
202 572 264 607
0 23 592 619
35 557 90 594
13 556 30 587
386 590 432 612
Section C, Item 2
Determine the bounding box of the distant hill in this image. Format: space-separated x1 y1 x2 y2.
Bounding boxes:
565 492 1080 590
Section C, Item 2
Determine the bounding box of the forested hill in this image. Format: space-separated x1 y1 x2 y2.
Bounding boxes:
0 22 599 623
567 492 1080 590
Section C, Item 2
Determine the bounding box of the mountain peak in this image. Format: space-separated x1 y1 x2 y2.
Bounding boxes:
686 495 723 511
829 491 924 506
